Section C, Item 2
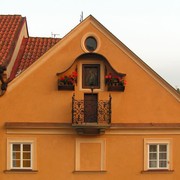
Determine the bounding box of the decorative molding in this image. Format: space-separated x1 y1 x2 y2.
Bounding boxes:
75 138 106 171
5 122 180 135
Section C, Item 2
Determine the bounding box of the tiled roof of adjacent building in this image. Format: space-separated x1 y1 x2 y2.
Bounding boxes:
10 37 60 80
0 15 26 65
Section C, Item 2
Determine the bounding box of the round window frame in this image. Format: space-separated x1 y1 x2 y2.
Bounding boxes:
84 36 97 52
81 33 100 53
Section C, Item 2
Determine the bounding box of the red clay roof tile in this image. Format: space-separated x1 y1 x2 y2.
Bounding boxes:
10 37 60 80
0 15 26 65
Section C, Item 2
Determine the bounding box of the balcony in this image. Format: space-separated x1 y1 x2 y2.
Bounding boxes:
72 94 111 135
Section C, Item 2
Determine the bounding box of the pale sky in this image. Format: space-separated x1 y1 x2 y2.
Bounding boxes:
1 0 180 88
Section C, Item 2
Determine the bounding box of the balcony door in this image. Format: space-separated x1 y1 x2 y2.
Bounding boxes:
84 94 98 123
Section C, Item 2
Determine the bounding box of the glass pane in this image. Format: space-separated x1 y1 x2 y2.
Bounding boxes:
23 160 31 167
23 144 31 151
85 36 97 51
149 161 157 168
159 145 167 152
23 152 31 159
149 145 157 152
13 144 20 151
159 153 167 160
13 160 20 167
159 161 167 168
13 152 20 159
149 153 157 160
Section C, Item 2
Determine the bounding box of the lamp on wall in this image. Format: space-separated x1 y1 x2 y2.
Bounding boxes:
0 65 8 96
90 86 94 94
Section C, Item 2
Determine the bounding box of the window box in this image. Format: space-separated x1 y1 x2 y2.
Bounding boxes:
58 84 75 91
107 85 125 92
57 71 77 91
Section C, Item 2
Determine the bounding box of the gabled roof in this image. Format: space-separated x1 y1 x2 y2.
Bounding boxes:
10 37 60 80
0 15 26 65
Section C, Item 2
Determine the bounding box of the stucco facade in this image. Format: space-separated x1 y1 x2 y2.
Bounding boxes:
0 15 180 180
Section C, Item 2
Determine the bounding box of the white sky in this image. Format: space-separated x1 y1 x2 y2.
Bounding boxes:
1 0 180 88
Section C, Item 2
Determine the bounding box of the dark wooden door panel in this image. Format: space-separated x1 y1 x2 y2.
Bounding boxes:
84 94 98 123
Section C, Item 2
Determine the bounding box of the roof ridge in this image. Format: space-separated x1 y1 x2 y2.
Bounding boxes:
0 15 26 65
9 38 28 81
28 36 61 40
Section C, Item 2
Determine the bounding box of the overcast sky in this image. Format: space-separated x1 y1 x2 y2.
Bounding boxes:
1 0 180 88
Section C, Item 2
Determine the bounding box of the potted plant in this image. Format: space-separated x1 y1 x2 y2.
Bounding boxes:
105 73 126 91
58 71 77 90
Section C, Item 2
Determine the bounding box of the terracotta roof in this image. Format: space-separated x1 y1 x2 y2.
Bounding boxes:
10 37 60 80
0 15 26 65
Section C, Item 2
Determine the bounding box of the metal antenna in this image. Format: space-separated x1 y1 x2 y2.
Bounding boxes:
80 11 83 22
51 32 60 38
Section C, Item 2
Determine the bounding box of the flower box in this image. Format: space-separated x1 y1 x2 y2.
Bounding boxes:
58 85 75 91
57 71 77 91
105 73 126 92
107 85 125 92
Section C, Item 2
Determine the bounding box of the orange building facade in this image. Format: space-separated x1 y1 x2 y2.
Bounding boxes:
0 15 180 180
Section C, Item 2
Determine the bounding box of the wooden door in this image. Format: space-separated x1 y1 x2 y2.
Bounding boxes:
84 94 98 123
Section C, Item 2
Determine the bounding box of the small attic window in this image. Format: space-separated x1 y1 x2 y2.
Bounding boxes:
85 36 97 52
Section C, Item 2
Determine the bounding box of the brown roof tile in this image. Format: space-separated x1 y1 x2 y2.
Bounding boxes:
10 37 60 80
0 15 26 65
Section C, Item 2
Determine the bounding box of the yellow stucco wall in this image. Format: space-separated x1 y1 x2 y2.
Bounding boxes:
0 16 180 180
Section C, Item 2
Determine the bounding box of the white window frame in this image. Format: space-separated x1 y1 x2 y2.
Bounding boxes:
144 138 172 171
10 143 32 169
7 138 37 170
148 143 169 169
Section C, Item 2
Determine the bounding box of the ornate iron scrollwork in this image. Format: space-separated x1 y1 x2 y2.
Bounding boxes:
72 94 111 124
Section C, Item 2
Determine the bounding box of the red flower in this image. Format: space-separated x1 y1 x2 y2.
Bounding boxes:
58 71 78 85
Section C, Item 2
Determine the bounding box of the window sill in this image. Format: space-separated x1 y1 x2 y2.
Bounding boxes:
141 169 174 174
4 169 38 174
73 170 107 174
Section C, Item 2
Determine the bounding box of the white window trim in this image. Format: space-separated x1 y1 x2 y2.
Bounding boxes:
7 138 37 170
144 138 173 171
75 138 106 171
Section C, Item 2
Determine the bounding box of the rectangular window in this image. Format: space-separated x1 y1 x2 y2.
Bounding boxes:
11 143 32 169
7 138 37 171
144 139 172 171
148 144 168 169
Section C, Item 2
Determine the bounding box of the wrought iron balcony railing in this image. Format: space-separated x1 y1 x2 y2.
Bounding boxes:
72 94 112 125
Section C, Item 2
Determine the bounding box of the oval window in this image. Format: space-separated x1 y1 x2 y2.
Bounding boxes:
85 36 97 52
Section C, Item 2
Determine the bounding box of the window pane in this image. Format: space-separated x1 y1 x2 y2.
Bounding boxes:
85 36 97 52
149 153 157 160
23 144 31 151
23 160 31 167
149 161 157 168
149 145 157 152
13 144 20 151
159 153 167 160
23 152 31 159
159 145 167 152
13 152 20 159
13 160 20 167
159 161 167 168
